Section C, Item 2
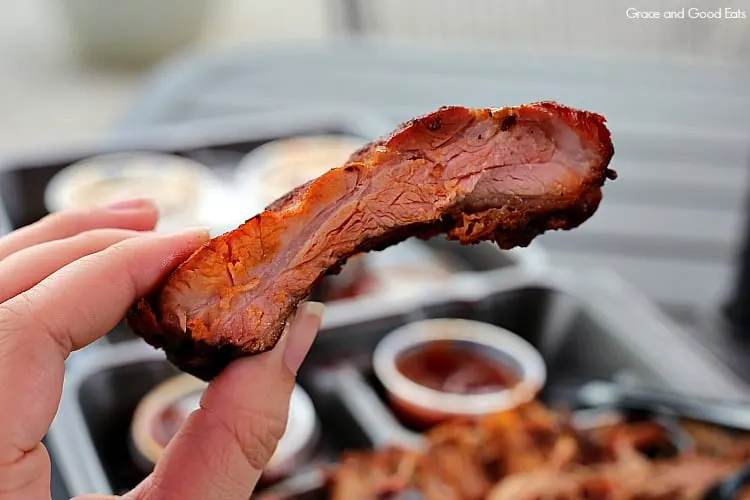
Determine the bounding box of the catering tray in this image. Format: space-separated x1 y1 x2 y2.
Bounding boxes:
47 264 750 497
0 108 546 344
0 108 397 232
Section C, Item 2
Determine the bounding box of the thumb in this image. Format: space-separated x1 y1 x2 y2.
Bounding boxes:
128 301 324 500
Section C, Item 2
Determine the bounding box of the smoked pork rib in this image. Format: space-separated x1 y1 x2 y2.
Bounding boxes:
127 101 616 380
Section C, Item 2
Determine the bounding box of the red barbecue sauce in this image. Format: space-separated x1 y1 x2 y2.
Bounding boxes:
152 405 184 448
151 392 201 448
395 340 519 395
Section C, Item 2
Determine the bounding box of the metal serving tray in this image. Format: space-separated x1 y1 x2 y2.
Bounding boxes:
0 108 397 231
48 264 750 497
0 109 546 345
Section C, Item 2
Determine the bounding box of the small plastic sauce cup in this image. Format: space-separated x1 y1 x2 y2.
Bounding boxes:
44 151 229 232
372 318 547 429
129 374 319 482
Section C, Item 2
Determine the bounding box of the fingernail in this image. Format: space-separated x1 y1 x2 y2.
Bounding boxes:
104 198 155 210
283 301 325 375
173 226 212 243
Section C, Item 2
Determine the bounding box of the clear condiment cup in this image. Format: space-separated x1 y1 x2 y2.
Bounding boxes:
372 318 547 428
129 373 319 482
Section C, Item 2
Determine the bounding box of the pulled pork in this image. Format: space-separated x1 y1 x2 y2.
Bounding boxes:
327 404 750 500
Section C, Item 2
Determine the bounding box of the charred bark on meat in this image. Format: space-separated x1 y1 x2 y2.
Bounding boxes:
127 101 616 381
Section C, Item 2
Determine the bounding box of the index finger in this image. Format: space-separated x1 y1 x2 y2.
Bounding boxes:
0 228 209 470
0 199 158 261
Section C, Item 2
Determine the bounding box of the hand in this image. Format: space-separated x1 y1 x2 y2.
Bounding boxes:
0 199 324 500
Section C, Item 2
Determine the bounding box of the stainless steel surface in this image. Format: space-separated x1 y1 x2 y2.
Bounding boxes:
661 305 750 385
327 364 422 449
48 265 750 496
577 379 750 432
725 180 750 336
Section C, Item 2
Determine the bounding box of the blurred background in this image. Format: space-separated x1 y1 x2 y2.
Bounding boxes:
1 0 748 153
3 0 750 326
2 1 750 498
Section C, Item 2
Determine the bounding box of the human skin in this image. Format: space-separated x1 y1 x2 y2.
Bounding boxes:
0 198 323 500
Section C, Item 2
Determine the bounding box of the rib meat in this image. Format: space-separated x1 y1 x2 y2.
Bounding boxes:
127 101 616 380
